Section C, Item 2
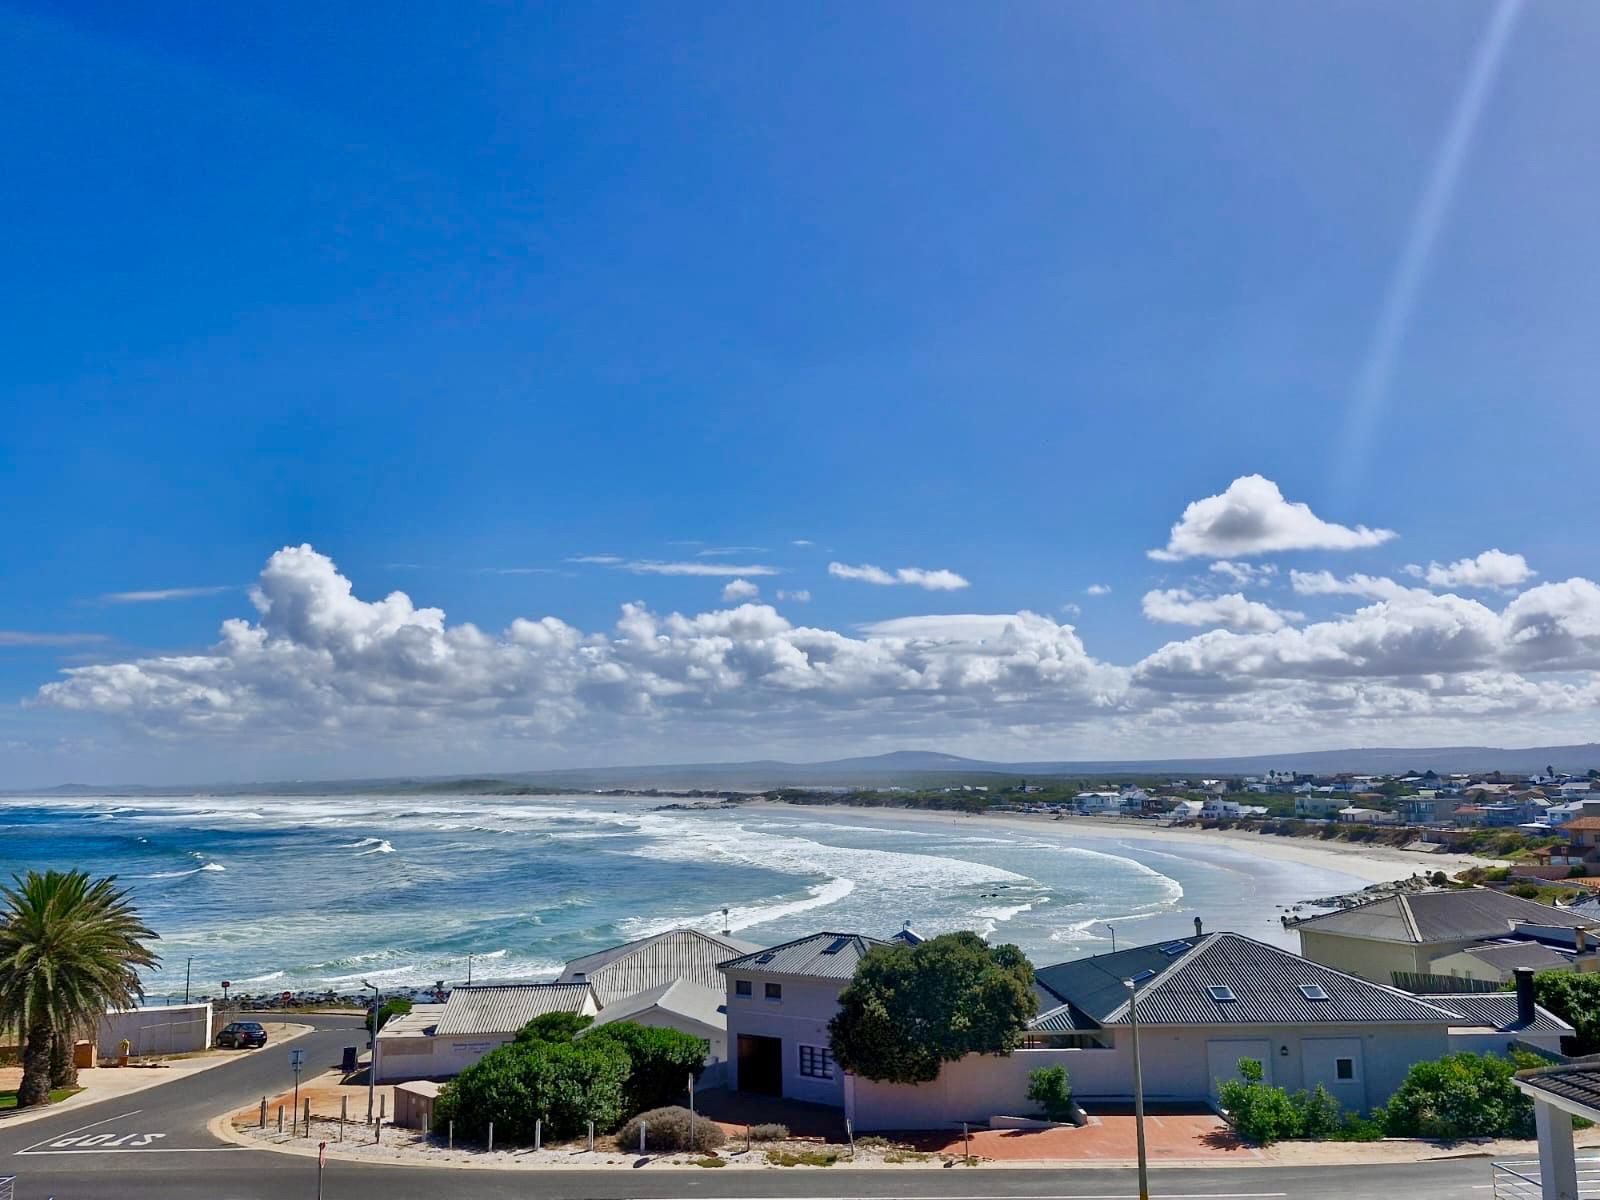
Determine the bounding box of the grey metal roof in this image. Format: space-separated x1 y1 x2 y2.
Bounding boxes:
558 928 759 1007
1295 888 1600 945
1033 938 1203 1027
1038 933 1463 1028
433 983 594 1037
1517 1059 1600 1115
719 931 891 980
1454 941 1574 972
587 979 726 1033
374 1002 445 1040
1416 993 1573 1035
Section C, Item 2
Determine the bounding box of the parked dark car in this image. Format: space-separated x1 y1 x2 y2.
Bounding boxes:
215 1021 268 1049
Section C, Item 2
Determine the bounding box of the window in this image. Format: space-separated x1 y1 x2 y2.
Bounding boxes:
735 980 752 997
765 982 783 1001
1297 984 1330 1001
1335 1057 1355 1081
821 936 851 955
1207 985 1237 1002
799 1044 834 1079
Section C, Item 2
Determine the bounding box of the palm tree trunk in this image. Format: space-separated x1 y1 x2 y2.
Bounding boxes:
18 1020 54 1107
50 1029 79 1089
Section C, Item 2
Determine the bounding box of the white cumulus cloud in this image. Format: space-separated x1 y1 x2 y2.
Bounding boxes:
828 562 970 590
1141 589 1302 633
1149 475 1397 561
1085 584 1112 597
722 578 760 602
1209 561 1277 587
1406 549 1535 590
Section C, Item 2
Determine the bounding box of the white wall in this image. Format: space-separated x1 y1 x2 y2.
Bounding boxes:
97 1003 213 1057
845 1022 1455 1130
724 974 847 1106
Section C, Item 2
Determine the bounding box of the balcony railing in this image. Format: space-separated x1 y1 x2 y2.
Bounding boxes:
1492 1156 1600 1199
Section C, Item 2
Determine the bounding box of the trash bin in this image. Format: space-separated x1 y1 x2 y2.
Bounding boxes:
341 1046 358 1075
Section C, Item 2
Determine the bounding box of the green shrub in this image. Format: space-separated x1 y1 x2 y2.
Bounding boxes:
583 1022 707 1113
367 997 412 1033
693 1156 726 1167
1216 1059 1361 1146
1509 883 1541 899
748 1122 789 1142
616 1106 726 1153
434 1038 630 1143
1530 971 1600 1054
515 1011 593 1045
1026 1065 1074 1121
767 1148 839 1166
1569 864 1590 878
1381 1052 1536 1140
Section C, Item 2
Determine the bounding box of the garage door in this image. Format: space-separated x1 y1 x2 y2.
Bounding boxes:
1206 1038 1273 1099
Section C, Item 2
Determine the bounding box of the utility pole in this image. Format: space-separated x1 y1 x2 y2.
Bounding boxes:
362 979 379 1122
1124 976 1149 1200
466 955 473 985
1104 924 1117 953
183 957 192 1005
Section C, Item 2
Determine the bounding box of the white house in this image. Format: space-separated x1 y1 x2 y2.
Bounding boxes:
1200 798 1242 820
1295 794 1346 819
720 932 889 1106
373 983 597 1082
1075 791 1121 813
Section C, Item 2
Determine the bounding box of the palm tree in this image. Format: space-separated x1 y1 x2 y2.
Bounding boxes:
0 870 159 1107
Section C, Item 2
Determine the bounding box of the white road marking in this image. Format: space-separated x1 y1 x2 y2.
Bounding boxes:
18 1146 243 1154
15 1108 142 1155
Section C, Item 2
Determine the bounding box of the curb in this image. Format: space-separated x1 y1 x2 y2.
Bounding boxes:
0 1021 315 1132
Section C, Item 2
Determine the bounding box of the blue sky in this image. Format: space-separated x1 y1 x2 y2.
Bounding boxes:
5 1 1599 785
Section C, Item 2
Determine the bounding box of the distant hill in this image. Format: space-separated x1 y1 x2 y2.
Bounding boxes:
13 743 1598 797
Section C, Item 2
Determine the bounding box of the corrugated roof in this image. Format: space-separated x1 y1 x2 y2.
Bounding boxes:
1454 941 1574 972
587 979 726 1032
1038 934 1463 1028
1518 1058 1600 1115
1033 938 1203 1026
558 928 759 1007
719 931 890 980
1295 888 1600 945
433 983 593 1037
1416 993 1573 1034
374 1002 445 1040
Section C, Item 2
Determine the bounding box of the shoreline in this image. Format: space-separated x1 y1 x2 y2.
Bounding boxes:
739 799 1501 886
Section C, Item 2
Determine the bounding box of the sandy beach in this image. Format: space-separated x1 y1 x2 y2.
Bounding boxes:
743 799 1498 887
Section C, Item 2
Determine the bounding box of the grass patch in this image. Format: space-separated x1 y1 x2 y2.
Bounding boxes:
0 1087 81 1110
693 1155 727 1167
766 1148 840 1167
883 1150 931 1163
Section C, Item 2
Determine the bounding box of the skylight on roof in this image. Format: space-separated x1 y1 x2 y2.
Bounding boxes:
821 937 850 955
1160 941 1188 955
755 951 776 964
1129 969 1156 985
1298 984 1330 1001
1207 985 1237 1002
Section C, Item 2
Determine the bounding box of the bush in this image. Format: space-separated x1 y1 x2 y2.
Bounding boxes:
616 1106 726 1153
367 997 412 1033
434 1038 631 1143
1026 1065 1074 1122
516 1011 593 1045
1509 883 1541 899
1381 1052 1536 1140
1569 864 1590 878
583 1022 707 1113
1530 970 1600 1054
1216 1058 1364 1146
748 1123 789 1142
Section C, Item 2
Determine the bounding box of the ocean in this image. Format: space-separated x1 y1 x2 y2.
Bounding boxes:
0 793 1372 999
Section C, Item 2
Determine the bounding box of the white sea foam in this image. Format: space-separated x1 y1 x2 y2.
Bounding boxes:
346 838 395 855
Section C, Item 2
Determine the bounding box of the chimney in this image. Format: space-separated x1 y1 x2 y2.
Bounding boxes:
1194 917 1204 938
1514 967 1536 1028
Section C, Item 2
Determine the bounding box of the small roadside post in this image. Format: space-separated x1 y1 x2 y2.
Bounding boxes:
290 1048 306 1135
317 1141 327 1200
687 1072 696 1151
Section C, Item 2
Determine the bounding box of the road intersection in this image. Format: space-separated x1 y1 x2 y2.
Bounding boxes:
1 1014 1501 1199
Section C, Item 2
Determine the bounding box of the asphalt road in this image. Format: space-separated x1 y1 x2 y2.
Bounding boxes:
0 1015 1507 1200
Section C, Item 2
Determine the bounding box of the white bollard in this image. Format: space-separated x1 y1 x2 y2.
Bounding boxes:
535 1118 541 1152
639 1121 646 1155
487 1121 494 1153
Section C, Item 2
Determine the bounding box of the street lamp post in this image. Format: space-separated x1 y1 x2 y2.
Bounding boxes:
1124 976 1149 1200
362 979 379 1123
1103 924 1117 953
183 957 192 1005
466 954 473 985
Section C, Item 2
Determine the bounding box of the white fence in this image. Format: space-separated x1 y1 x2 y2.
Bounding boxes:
1492 1156 1600 1199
